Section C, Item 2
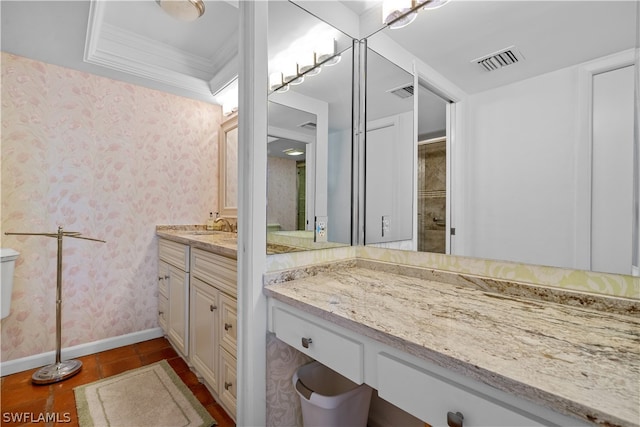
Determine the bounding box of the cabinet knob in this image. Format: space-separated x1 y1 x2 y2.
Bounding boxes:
210 304 217 312
224 381 233 391
224 323 232 331
447 411 464 427
301 337 313 348
158 311 164 316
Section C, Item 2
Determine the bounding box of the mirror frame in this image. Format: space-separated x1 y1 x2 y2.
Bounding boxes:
218 113 239 218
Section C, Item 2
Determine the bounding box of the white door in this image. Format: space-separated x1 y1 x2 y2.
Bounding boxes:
591 65 635 275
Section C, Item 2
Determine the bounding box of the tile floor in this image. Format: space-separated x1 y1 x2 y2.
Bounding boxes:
0 338 235 427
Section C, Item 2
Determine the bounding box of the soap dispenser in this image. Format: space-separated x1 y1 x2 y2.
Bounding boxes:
206 212 215 230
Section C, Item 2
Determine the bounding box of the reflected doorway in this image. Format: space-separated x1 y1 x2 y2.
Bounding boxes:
417 84 449 253
418 137 446 253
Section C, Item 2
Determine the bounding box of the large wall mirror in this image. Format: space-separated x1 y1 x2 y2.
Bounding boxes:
364 1 639 276
218 114 238 217
266 1 354 254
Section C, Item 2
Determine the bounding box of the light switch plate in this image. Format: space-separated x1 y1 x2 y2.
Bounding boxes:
315 216 328 242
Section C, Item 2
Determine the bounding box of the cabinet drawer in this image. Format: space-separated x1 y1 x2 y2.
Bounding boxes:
158 295 168 333
159 239 189 271
272 306 363 384
220 293 237 356
220 348 237 420
377 353 545 427
191 248 237 297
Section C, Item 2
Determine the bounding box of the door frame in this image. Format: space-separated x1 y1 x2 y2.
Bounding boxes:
575 48 638 273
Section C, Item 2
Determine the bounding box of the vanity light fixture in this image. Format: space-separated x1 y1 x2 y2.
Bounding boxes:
157 0 205 22
268 37 341 93
382 0 450 29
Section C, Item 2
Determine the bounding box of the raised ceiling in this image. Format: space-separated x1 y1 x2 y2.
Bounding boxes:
1 0 239 104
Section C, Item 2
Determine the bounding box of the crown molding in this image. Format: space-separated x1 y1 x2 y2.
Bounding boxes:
84 0 230 101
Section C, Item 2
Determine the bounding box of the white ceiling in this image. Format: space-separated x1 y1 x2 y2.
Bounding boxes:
374 0 638 94
1 0 636 135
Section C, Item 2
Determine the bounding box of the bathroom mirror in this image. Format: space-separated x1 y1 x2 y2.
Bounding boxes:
363 1 639 275
364 47 414 247
218 114 238 218
267 102 315 234
266 0 354 253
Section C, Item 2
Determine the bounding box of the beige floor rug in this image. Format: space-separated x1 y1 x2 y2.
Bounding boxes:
74 360 216 427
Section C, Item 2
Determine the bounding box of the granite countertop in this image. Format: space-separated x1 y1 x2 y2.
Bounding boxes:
156 225 237 259
263 265 640 427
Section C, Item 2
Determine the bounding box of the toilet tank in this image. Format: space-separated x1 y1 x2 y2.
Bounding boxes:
1 248 20 319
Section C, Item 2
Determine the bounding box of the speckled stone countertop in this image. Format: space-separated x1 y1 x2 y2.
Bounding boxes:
263 263 640 427
156 225 237 259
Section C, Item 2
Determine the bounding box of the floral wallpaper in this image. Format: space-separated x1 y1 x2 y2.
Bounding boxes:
1 53 221 362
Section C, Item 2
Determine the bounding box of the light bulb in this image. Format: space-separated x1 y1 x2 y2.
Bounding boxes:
422 0 450 9
269 72 284 91
316 38 337 64
382 0 413 26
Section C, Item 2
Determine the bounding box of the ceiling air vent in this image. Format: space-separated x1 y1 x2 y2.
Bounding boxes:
388 83 414 99
298 121 317 130
472 46 523 72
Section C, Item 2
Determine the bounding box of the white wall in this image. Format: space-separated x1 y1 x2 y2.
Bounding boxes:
267 156 298 231
461 65 581 268
328 129 352 244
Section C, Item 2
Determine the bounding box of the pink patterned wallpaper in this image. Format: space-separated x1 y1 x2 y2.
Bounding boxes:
1 53 221 362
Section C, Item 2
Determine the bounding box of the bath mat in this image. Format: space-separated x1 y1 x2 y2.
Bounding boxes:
74 360 216 427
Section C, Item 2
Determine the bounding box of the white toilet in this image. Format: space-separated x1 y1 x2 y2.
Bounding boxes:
1 248 19 319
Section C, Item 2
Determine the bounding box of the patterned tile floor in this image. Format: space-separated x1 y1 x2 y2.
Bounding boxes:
0 338 235 427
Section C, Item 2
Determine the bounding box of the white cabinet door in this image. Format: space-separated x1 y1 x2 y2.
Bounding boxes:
190 277 219 391
158 261 170 333
167 263 189 356
220 348 237 420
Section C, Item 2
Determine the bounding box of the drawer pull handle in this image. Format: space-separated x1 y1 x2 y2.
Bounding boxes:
301 337 313 348
224 323 233 331
224 381 232 390
158 311 164 316
447 411 464 427
210 305 217 312
158 276 163 281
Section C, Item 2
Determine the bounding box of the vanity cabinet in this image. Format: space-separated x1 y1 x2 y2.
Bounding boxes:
158 239 190 357
267 299 589 427
190 248 237 420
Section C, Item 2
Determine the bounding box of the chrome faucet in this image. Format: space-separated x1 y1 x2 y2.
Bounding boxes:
214 217 234 232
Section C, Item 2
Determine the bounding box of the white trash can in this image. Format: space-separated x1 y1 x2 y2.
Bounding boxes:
293 361 372 427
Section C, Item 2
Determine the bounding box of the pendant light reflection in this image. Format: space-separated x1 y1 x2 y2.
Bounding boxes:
382 0 450 29
157 0 205 22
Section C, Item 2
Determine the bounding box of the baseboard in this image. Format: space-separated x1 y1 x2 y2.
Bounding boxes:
0 327 164 377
